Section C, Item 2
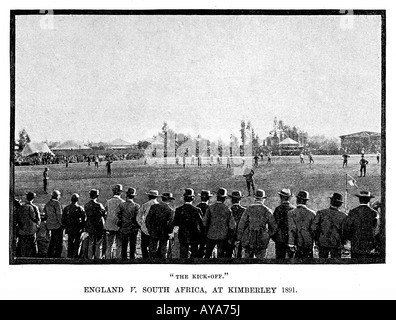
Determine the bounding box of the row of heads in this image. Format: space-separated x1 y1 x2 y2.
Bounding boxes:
24 187 375 203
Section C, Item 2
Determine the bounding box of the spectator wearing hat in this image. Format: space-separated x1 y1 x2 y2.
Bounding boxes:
44 190 63 258
62 193 86 258
173 188 204 259
146 192 175 259
116 188 140 259
196 190 214 258
16 192 41 257
287 191 316 258
359 155 369 177
84 189 106 259
342 191 379 259
273 189 295 259
43 168 49 194
225 191 246 258
203 188 236 259
237 189 277 259
243 169 255 196
312 193 347 259
104 184 125 259
137 190 160 259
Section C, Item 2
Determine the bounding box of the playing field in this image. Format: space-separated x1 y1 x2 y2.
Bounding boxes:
12 154 382 260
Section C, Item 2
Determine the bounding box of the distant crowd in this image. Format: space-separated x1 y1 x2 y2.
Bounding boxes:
13 182 382 261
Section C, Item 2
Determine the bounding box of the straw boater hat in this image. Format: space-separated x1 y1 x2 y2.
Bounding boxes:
355 191 375 199
145 190 160 197
278 188 293 198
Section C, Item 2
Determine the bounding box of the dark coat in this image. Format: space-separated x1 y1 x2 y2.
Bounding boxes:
203 202 236 241
84 200 106 235
288 205 316 248
146 202 174 239
174 203 204 244
16 202 41 236
116 200 140 235
196 202 209 219
273 201 295 244
62 203 86 235
312 207 347 248
343 204 378 254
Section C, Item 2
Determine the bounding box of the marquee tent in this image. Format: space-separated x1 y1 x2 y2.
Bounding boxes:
52 140 91 150
21 142 54 157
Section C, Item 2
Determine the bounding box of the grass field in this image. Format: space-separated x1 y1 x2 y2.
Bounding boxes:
12 154 382 260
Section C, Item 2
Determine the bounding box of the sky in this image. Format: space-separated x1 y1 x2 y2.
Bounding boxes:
14 13 382 144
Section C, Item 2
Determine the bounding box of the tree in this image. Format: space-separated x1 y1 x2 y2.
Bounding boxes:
137 140 151 150
18 129 31 150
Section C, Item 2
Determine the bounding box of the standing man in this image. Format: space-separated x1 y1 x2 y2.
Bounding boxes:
191 154 195 166
94 155 99 168
342 191 379 259
173 188 204 259
87 156 91 166
196 190 213 258
253 154 259 168
104 184 124 259
43 190 63 258
359 155 369 177
287 191 316 258
377 151 381 164
312 193 347 259
226 190 246 258
300 152 305 164
267 152 272 165
273 188 295 259
62 193 86 259
43 167 49 194
226 155 231 168
342 153 350 168
84 189 106 259
308 152 314 164
243 169 255 196
137 190 160 259
182 154 186 168
116 188 140 259
106 159 113 177
197 155 202 167
237 189 277 259
146 192 175 259
16 192 41 257
203 188 236 259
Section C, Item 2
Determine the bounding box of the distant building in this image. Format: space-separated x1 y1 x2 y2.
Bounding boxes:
339 131 381 154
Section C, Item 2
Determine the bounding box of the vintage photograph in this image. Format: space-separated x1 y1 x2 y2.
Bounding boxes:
10 10 385 265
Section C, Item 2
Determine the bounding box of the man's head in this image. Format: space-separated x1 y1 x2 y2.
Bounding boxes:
296 190 309 205
183 188 195 203
355 191 375 204
329 192 344 208
254 189 267 203
51 190 61 200
278 188 293 202
161 192 175 203
126 187 137 199
112 184 123 196
44 167 48 172
26 191 36 202
89 189 100 199
229 190 243 204
146 190 160 200
198 190 213 203
71 193 80 204
216 188 228 203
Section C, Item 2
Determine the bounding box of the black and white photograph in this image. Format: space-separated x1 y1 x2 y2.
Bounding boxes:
2 0 396 301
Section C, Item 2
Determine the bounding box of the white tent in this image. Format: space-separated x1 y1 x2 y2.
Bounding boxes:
279 137 300 145
21 142 54 157
108 138 133 149
52 140 91 150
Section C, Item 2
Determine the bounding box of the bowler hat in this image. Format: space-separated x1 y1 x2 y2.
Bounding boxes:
71 193 80 202
355 191 375 199
216 188 228 198
296 190 310 200
278 188 293 198
113 184 123 192
26 192 36 201
329 192 344 203
254 189 267 199
52 190 61 198
126 187 137 196
161 192 175 200
198 190 214 198
145 190 160 197
183 188 195 197
229 190 244 199
89 189 100 198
